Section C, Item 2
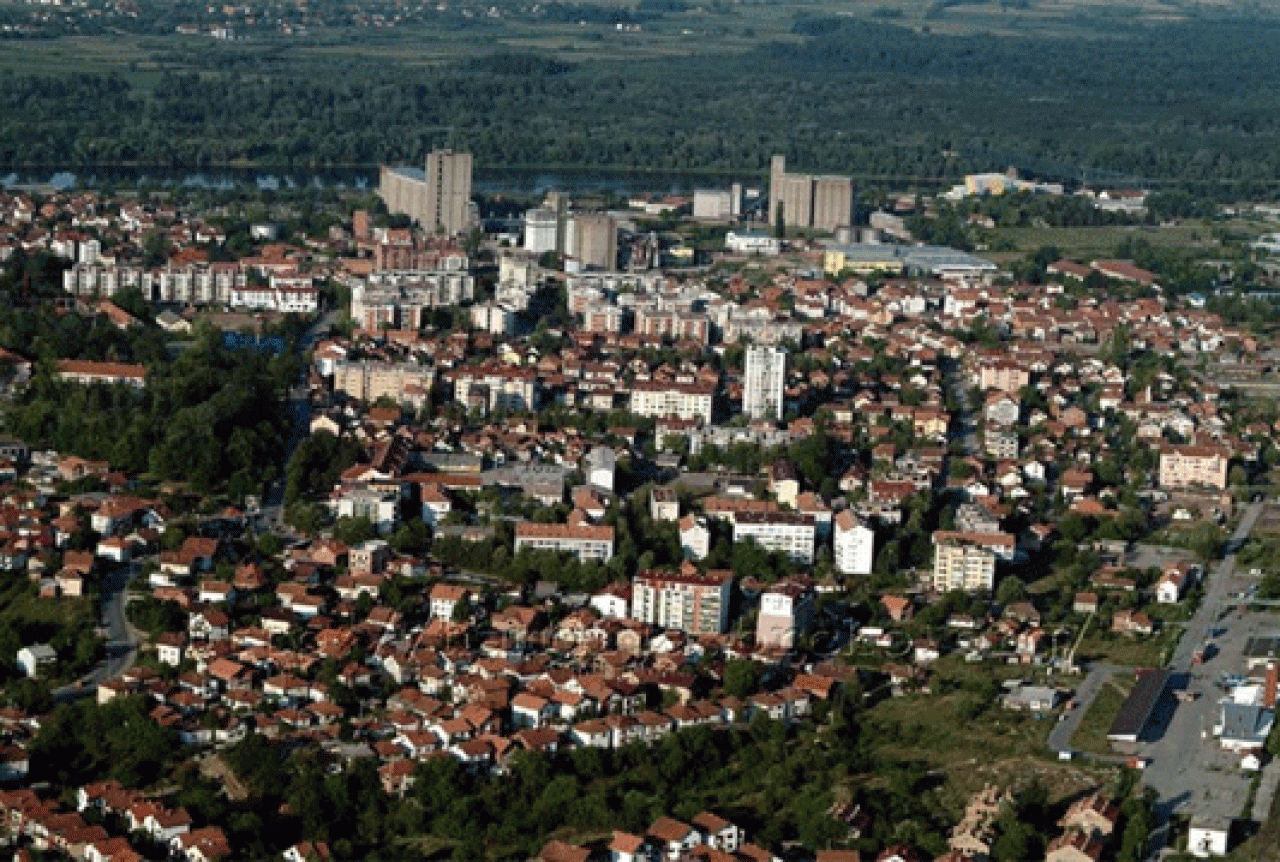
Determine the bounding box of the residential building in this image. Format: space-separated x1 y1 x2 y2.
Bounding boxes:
629 381 715 424
1158 444 1230 491
379 149 473 237
832 511 875 576
632 570 732 634
743 346 786 421
733 512 815 564
514 523 615 562
931 533 1007 592
756 580 815 649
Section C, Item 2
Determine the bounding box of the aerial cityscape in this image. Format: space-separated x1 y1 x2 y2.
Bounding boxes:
2 1 1280 862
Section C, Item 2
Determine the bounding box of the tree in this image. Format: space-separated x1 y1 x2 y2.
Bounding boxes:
996 576 1027 605
722 659 761 698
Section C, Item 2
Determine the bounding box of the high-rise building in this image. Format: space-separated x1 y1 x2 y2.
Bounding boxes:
743 345 786 420
833 511 875 576
424 149 472 237
631 569 732 634
378 149 473 237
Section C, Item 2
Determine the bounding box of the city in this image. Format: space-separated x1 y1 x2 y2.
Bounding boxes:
1 127 1280 862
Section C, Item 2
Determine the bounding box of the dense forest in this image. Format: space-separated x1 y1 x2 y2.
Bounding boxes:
6 18 1280 191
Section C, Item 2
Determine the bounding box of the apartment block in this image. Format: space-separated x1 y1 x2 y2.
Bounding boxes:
756 580 815 648
977 360 1030 393
631 570 732 634
732 512 816 564
332 360 433 408
832 510 875 576
514 523 615 563
628 381 715 424
743 346 786 421
1158 444 1230 491
379 149 473 237
931 531 1015 592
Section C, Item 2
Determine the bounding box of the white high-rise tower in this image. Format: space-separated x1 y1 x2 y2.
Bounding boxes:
744 345 786 421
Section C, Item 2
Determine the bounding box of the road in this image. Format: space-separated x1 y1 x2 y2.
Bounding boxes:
1047 661 1126 758
1140 502 1265 855
53 561 143 701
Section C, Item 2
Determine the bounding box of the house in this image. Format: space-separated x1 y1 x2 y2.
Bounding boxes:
610 831 657 862
1073 592 1099 614
679 515 711 561
172 826 230 862
875 846 928 862
648 817 699 862
16 644 56 678
429 584 470 620
1187 815 1231 858
189 608 231 641
1156 564 1195 604
880 595 913 623
692 811 743 852
539 841 591 862
1111 609 1154 636
1002 683 1060 712
156 633 187 667
283 842 332 862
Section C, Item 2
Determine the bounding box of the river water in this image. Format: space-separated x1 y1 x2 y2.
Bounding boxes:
0 165 764 196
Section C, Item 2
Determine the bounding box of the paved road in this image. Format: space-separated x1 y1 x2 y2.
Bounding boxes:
1047 661 1124 755
53 562 142 701
1141 502 1265 855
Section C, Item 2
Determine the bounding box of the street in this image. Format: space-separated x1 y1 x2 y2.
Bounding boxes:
1139 502 1266 854
53 561 142 702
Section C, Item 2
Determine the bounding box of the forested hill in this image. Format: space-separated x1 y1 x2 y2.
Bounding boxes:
3 17 1280 190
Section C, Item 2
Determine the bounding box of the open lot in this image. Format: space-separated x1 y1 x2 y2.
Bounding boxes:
1071 673 1133 755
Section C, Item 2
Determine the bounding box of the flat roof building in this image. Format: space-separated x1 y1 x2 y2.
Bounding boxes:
1107 668 1171 743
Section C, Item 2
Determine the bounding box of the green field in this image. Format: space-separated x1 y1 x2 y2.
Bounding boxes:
982 223 1225 264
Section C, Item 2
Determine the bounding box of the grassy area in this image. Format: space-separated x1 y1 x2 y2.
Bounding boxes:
982 222 1221 264
1071 674 1133 755
864 687 1110 815
1075 628 1179 667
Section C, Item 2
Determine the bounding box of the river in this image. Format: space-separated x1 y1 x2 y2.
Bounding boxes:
0 165 764 196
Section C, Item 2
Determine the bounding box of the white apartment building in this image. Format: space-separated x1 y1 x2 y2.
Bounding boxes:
743 346 786 421
732 512 815 565
328 486 400 535
631 570 732 634
756 580 815 649
1158 444 1230 491
930 530 1015 592
513 523 615 563
832 510 875 576
628 381 715 424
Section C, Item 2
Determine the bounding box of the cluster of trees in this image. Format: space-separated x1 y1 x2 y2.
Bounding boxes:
3 316 299 497
30 695 180 788
8 19 1280 192
201 702 954 862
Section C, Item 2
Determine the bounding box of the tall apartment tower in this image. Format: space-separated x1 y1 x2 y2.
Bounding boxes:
743 345 786 421
424 149 473 237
